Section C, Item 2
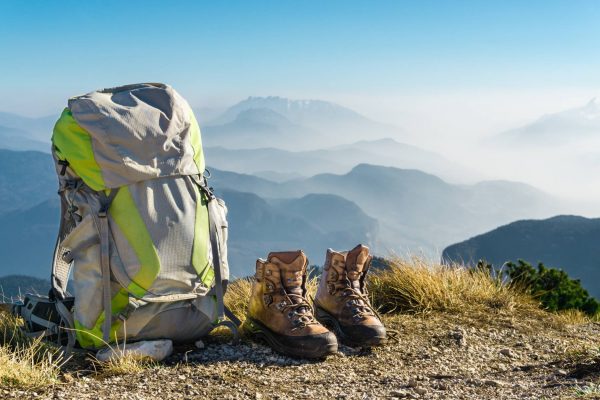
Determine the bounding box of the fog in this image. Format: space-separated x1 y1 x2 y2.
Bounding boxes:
317 88 600 216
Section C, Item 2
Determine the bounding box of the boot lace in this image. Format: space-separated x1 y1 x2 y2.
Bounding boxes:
279 293 318 331
340 285 379 321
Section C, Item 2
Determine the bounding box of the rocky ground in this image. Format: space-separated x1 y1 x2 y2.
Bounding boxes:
2 309 600 400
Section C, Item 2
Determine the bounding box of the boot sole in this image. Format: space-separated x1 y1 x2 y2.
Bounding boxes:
243 317 338 359
315 306 386 348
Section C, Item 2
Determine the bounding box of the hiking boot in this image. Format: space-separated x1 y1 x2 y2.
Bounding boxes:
245 250 338 359
314 244 386 347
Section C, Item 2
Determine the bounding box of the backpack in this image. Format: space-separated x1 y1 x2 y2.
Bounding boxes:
14 83 238 352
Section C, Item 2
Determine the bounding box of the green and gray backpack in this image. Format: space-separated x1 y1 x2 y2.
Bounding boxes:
14 83 238 352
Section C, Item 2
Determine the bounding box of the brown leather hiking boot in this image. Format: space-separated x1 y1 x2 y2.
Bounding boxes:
314 244 386 347
245 250 338 359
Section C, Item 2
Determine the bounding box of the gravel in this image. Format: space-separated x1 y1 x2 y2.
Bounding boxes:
2 311 600 399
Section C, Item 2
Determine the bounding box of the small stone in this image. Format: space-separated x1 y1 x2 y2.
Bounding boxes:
390 390 408 398
195 340 205 349
556 369 568 376
484 379 505 387
255 393 263 399
414 387 427 395
450 327 467 346
500 348 514 358
407 379 418 388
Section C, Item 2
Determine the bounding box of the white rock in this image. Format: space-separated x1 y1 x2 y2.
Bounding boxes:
96 339 173 362
195 340 205 349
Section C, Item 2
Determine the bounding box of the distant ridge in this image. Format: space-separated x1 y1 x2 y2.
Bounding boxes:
442 215 600 297
204 137 480 184
494 98 600 146
0 275 49 301
203 96 404 149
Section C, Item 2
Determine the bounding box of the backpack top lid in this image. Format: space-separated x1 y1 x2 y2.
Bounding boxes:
52 83 205 191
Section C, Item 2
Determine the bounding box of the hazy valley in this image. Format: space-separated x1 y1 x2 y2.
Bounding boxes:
0 96 597 298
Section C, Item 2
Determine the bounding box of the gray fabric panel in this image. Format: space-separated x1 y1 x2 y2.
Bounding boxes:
117 296 216 343
68 83 201 188
127 175 204 296
84 175 210 300
107 211 141 289
61 215 104 329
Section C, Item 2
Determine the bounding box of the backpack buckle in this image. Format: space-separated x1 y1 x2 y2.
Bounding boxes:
57 160 69 175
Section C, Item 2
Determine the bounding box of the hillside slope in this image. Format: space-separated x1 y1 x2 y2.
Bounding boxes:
0 150 56 213
442 215 600 297
0 199 59 278
0 190 377 279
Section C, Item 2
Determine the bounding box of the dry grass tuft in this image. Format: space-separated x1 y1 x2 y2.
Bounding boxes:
90 348 156 377
224 277 253 323
368 258 537 315
0 311 63 389
553 309 595 325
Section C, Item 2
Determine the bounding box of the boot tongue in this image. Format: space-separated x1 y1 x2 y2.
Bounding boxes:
345 245 370 290
268 250 307 302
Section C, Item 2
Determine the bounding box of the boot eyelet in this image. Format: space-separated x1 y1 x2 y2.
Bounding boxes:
263 294 273 305
327 284 336 294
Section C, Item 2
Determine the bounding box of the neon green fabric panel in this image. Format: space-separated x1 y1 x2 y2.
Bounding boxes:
191 186 214 286
51 108 105 191
75 186 161 348
110 186 161 296
75 289 129 348
188 112 205 173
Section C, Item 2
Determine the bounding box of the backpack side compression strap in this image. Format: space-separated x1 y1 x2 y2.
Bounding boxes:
207 199 239 342
192 175 240 341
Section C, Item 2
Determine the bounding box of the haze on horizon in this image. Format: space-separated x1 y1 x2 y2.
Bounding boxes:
1 0 599 212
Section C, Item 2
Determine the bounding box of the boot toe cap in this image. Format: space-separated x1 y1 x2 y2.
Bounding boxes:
341 323 387 347
280 331 338 358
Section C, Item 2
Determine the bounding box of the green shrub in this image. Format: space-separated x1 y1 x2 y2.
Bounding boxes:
501 260 600 316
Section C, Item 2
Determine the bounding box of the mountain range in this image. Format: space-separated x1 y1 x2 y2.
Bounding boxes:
201 96 404 150
204 137 480 184
0 96 596 290
0 275 50 300
442 215 600 297
0 148 562 278
0 150 57 212
0 186 377 279
494 98 600 146
208 164 560 256
0 111 55 151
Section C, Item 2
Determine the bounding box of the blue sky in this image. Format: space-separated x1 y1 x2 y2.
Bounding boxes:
1 0 599 117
